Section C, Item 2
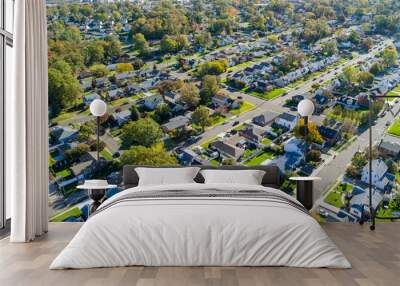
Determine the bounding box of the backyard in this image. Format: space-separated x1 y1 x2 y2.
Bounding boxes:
324 182 354 208
244 151 275 166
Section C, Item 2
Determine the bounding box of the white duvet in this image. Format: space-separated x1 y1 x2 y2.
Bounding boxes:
50 183 351 269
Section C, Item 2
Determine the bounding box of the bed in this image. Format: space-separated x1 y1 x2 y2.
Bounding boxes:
50 165 351 269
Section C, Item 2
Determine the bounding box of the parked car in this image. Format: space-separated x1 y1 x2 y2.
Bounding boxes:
232 121 240 126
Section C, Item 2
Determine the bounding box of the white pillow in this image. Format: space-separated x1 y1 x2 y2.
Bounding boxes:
135 167 200 186
200 169 265 185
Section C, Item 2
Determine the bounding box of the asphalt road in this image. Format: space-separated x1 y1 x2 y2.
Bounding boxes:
313 103 400 201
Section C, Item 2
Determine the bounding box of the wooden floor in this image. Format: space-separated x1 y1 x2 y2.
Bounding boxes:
0 223 399 286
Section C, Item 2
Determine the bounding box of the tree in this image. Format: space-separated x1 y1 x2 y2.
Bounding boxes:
293 119 323 144
351 152 367 169
346 165 360 179
321 40 338 56
267 34 279 45
306 150 321 162
130 105 140 121
84 42 105 66
358 71 374 87
369 61 385 75
341 66 359 85
48 61 81 115
116 63 134 73
200 75 219 104
179 83 200 109
120 144 177 166
251 15 266 31
89 64 109 77
194 32 212 48
121 118 163 147
134 33 149 56
153 104 171 123
77 121 96 142
64 144 90 163
197 59 228 76
382 46 398 67
176 34 189 50
348 30 361 45
160 35 177 53
104 37 122 61
156 80 183 97
191 106 211 132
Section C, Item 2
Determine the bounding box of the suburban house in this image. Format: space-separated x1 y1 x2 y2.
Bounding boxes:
318 125 341 147
349 187 384 220
212 94 240 109
108 88 125 100
210 135 245 160
112 109 131 126
144 94 164 110
161 115 190 133
83 93 101 106
92 77 110 89
361 159 395 191
239 125 266 144
271 137 306 173
252 111 280 127
49 126 79 145
378 137 400 159
274 112 298 131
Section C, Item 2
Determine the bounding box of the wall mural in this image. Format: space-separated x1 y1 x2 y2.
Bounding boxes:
47 0 400 223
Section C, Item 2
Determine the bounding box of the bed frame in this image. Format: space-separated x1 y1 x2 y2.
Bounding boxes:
122 165 282 189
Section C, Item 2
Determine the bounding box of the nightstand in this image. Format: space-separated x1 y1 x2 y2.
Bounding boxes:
289 177 321 210
77 180 117 215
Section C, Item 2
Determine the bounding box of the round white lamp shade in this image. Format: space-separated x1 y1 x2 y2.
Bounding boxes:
90 99 107 117
297 99 315 117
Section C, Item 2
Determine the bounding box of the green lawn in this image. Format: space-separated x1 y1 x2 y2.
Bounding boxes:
244 151 275 166
51 111 76 124
100 148 113 161
210 114 227 126
55 169 72 178
261 138 272 145
50 207 82 222
199 137 217 149
250 88 286 101
210 159 219 166
324 191 344 208
229 101 256 115
110 97 129 106
387 85 400 101
388 119 400 137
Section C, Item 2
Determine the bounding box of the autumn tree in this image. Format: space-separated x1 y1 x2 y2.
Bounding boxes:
116 63 134 73
293 119 323 144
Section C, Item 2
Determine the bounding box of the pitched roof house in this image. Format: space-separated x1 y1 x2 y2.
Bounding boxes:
361 159 395 191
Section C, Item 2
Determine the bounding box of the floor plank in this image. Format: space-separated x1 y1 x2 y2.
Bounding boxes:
0 222 399 286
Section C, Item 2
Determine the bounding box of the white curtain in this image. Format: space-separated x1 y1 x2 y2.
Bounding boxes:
9 0 48 242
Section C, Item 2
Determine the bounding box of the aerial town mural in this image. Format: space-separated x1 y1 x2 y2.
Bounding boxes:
47 0 400 223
